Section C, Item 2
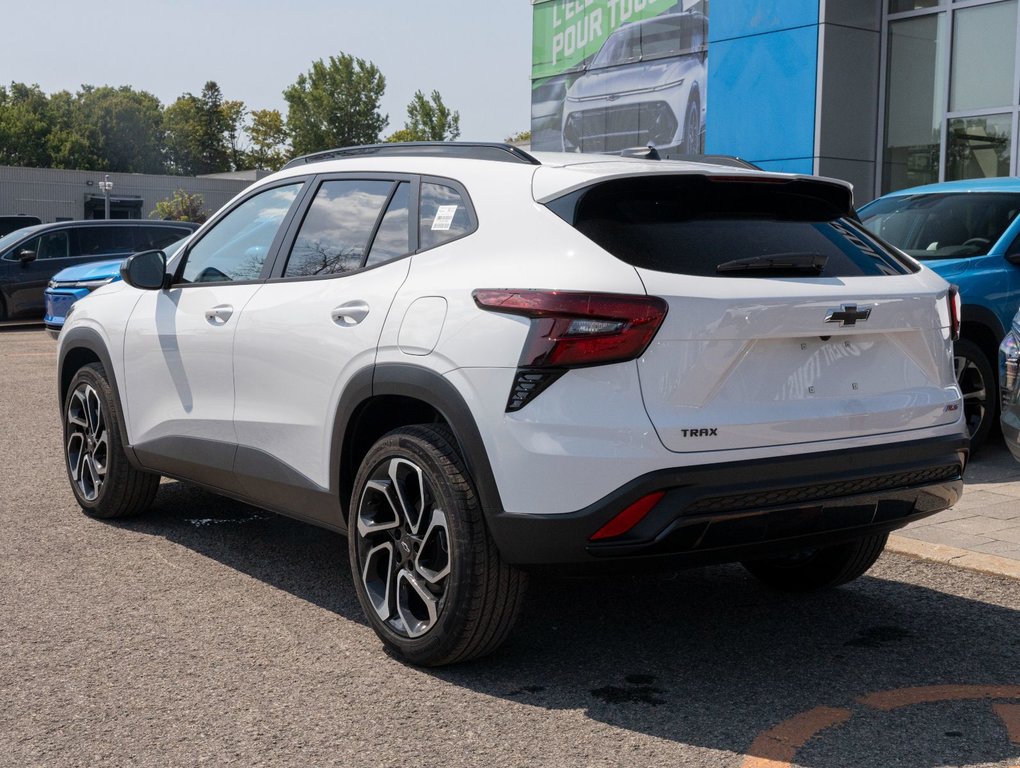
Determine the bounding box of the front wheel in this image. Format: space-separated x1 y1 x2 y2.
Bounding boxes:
348 425 527 666
63 362 160 518
741 534 888 592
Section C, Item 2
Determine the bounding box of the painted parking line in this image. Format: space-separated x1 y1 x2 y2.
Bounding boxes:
742 684 1020 768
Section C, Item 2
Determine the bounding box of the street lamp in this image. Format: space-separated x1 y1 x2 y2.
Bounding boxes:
98 175 113 219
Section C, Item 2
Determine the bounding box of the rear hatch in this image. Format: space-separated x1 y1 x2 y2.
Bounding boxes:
546 172 961 453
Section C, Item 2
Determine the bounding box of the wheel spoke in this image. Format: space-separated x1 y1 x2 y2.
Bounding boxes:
388 458 426 534
357 479 401 537
361 542 396 621
67 433 85 482
92 433 109 478
396 568 439 638
415 508 451 584
68 389 88 429
962 387 987 402
85 385 102 438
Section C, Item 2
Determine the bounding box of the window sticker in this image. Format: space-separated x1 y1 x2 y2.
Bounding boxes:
431 205 458 231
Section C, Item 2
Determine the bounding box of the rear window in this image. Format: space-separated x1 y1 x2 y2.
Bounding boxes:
859 192 1020 259
547 175 914 278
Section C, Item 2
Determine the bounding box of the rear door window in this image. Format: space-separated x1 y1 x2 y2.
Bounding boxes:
284 179 394 277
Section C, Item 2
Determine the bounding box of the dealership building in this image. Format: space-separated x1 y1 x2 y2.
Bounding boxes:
531 0 1019 203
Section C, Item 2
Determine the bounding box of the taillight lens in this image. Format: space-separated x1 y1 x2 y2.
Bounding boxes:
948 284 961 341
472 289 669 368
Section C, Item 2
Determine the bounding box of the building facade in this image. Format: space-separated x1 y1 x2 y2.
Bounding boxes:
0 166 266 223
531 0 1020 204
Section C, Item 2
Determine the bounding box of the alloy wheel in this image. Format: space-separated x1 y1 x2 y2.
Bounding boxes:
355 457 451 638
955 353 988 438
66 383 108 501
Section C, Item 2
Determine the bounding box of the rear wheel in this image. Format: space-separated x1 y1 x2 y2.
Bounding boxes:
682 96 701 154
348 424 527 666
953 337 995 451
64 363 160 518
741 534 888 592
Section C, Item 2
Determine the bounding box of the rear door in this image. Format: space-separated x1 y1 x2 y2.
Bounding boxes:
4 228 74 316
559 173 962 453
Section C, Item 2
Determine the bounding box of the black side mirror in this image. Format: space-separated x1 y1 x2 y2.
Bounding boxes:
17 248 36 264
120 249 168 290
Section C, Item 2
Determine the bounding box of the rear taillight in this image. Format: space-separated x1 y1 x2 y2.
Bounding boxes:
473 289 668 411
948 285 961 341
472 290 668 368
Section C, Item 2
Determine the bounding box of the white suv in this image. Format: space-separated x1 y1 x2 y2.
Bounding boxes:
57 143 968 665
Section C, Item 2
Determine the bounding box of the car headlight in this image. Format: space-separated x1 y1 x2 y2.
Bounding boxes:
999 330 1020 406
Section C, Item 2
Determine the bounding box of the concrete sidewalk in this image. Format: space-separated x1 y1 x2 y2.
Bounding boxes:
889 441 1020 579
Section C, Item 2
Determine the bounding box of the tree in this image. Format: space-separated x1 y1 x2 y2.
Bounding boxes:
222 99 248 171
246 109 290 170
402 90 460 142
0 83 53 166
283 54 388 155
150 189 209 223
164 81 232 175
505 130 531 145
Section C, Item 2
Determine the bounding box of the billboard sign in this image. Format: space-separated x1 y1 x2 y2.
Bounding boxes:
531 0 708 155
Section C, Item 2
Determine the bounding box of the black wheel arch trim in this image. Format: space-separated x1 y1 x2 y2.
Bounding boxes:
959 304 1005 352
57 326 140 467
331 363 505 527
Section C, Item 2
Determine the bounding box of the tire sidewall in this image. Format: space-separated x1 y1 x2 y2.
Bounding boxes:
954 337 996 450
63 363 124 514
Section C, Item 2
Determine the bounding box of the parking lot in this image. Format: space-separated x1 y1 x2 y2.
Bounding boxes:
3 325 1020 768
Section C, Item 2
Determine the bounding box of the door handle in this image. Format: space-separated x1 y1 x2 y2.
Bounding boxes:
205 305 234 325
331 301 370 326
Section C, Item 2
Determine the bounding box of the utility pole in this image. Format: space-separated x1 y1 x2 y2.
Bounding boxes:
99 175 113 219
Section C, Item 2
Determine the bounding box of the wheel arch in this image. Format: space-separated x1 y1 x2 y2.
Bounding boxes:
332 363 505 525
58 327 137 464
959 304 1005 375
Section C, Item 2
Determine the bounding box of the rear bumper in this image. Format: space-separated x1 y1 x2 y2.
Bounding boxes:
486 434 968 568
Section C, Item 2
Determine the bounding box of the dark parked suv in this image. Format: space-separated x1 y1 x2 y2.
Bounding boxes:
0 220 197 321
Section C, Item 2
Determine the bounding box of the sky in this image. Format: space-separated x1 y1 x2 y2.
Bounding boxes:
0 0 535 142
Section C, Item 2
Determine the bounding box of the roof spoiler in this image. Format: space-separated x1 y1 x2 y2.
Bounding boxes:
618 145 762 170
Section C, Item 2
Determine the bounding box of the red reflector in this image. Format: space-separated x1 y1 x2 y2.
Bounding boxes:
948 284 961 341
590 491 666 541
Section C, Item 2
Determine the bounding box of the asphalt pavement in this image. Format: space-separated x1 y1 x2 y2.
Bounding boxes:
3 325 1020 767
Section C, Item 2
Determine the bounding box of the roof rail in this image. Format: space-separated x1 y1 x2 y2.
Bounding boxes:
282 142 542 170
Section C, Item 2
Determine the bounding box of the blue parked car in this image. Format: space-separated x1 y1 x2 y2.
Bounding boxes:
44 236 190 337
859 178 1020 449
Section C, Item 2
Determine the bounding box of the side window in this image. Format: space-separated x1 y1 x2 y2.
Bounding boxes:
365 182 410 268
284 179 393 277
419 182 473 251
32 231 70 260
76 227 132 255
137 227 188 251
180 183 302 284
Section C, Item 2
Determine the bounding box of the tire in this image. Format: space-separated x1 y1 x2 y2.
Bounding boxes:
741 534 888 592
348 424 527 666
63 362 160 519
682 96 702 155
953 338 996 451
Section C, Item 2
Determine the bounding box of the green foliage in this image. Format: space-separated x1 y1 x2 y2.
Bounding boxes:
505 130 531 144
0 83 54 166
385 128 418 143
283 54 388 155
164 81 232 175
246 109 290 170
150 189 209 223
402 90 460 142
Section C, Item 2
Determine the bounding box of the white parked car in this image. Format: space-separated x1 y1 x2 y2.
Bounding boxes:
57 143 968 666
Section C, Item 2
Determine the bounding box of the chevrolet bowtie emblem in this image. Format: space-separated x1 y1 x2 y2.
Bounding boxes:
825 304 872 326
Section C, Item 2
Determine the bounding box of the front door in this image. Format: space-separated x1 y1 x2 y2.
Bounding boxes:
122 182 305 491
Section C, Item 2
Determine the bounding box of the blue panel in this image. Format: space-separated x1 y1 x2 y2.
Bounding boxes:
749 158 816 175
705 26 818 167
710 0 819 42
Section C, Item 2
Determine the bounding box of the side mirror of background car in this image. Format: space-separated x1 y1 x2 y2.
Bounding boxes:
1005 251 1020 266
120 249 168 290
17 248 37 264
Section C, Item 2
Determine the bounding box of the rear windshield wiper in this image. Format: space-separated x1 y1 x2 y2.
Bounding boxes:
716 253 828 275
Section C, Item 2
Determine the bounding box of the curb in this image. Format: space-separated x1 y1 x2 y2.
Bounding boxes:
887 534 1020 581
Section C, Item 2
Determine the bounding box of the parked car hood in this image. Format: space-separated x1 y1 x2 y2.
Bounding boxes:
51 258 123 283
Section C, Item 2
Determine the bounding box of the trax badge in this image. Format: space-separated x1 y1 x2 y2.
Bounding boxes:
680 428 718 437
825 303 872 327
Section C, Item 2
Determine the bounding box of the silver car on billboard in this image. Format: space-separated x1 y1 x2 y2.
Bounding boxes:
561 10 707 154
